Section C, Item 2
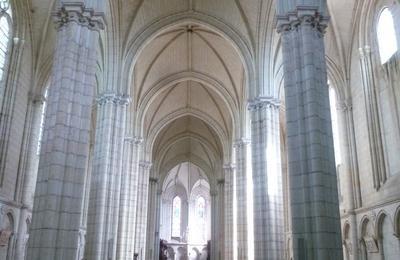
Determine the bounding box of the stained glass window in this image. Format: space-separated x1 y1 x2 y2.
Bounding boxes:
171 196 181 238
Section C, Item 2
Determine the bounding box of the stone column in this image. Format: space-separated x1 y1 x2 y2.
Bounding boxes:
15 95 45 260
85 93 129 260
234 139 251 260
0 28 25 186
359 46 387 190
249 97 284 260
27 3 104 260
224 164 235 260
393 4 400 49
153 189 162 260
135 161 152 260
336 100 360 260
116 136 142 259
217 178 225 260
277 7 343 260
210 190 218 260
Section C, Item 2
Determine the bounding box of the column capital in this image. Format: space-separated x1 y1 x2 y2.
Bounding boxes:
217 178 225 185
359 46 372 59
124 136 143 145
149 177 158 184
233 138 250 148
28 92 46 105
248 96 280 111
53 3 105 31
13 37 25 48
276 7 329 34
223 164 235 171
96 92 131 106
336 99 353 112
139 161 152 170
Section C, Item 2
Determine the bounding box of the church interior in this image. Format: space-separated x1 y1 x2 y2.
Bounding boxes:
0 0 399 259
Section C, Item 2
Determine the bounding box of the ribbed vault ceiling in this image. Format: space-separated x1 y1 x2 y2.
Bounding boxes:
162 162 209 195
153 116 222 179
135 23 243 173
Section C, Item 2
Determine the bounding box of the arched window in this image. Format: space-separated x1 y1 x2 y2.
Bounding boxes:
0 0 12 83
329 86 341 166
195 196 206 243
196 196 205 219
381 215 400 259
37 88 48 155
377 8 398 64
171 196 181 238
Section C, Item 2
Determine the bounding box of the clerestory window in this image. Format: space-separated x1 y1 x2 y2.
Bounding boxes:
377 8 398 64
0 0 11 82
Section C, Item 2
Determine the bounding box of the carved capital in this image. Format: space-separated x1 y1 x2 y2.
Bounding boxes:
248 97 280 111
223 164 235 172
149 177 158 184
336 99 353 112
139 161 152 170
359 46 372 59
233 138 250 148
96 93 131 106
53 3 105 31
125 136 143 145
277 7 329 35
29 92 46 105
13 37 25 48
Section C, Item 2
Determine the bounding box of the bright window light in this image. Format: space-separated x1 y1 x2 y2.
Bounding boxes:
377 8 398 64
191 196 206 243
0 2 11 82
329 86 342 166
171 196 181 238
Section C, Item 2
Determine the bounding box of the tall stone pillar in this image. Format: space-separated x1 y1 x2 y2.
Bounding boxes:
249 97 284 260
15 95 45 260
27 3 104 260
336 100 360 260
277 6 343 260
234 139 251 260
217 178 225 260
86 93 130 260
210 190 218 260
135 161 152 260
393 4 400 46
153 189 162 260
224 164 235 260
116 136 142 259
359 46 387 189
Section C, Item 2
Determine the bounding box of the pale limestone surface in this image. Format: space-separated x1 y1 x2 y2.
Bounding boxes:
0 0 399 260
